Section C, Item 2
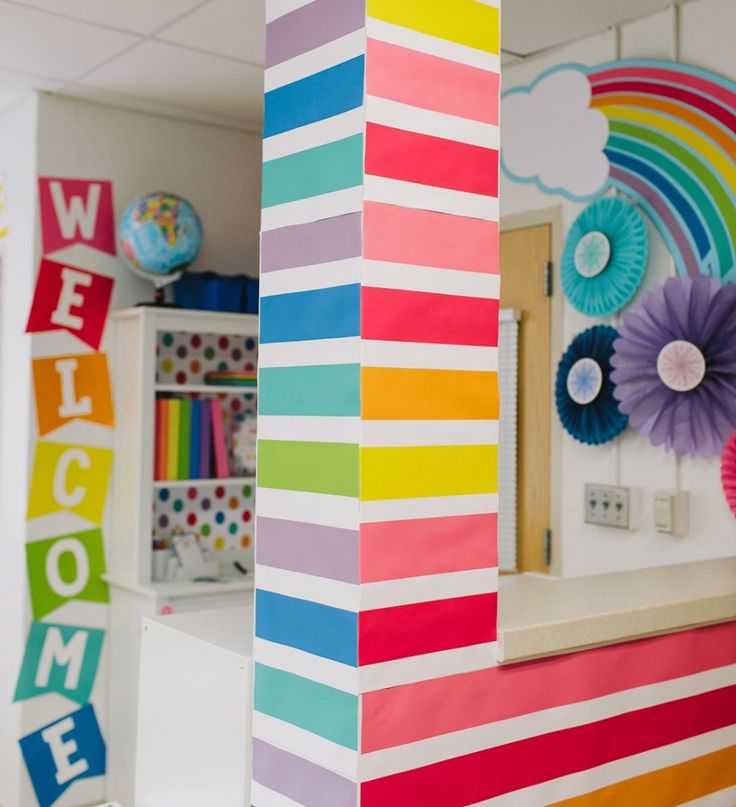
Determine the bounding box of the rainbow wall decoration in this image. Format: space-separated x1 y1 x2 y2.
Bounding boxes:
503 59 736 282
255 4 736 805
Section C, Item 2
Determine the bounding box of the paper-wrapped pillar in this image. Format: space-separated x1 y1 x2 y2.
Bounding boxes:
255 0 500 803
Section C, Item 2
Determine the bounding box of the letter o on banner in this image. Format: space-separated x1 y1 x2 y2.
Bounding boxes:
45 539 90 598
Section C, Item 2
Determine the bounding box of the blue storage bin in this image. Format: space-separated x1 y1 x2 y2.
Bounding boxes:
174 272 259 314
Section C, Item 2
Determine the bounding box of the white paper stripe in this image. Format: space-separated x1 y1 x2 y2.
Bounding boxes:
259 337 361 368
258 416 360 443
263 108 364 162
683 785 736 806
361 492 498 523
367 96 499 150
264 29 366 90
362 341 498 372
364 175 498 221
362 420 499 447
257 565 360 610
260 258 363 297
265 0 313 24
366 18 500 73
364 260 501 299
359 664 736 781
261 186 363 231
469 727 736 807
256 488 359 530
250 781 304 807
252 714 358 780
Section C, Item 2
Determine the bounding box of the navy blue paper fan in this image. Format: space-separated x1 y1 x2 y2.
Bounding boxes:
555 325 628 446
562 196 649 317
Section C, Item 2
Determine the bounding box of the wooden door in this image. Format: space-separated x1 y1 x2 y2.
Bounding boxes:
500 224 552 573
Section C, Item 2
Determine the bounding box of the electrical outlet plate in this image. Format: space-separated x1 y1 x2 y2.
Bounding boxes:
584 484 639 530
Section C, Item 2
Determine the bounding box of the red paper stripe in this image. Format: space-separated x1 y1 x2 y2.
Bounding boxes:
362 620 736 751
365 123 499 197
362 287 499 347
361 684 736 806
359 593 497 666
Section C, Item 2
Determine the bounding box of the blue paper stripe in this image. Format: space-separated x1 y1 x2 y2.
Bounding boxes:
255 590 358 666
260 284 360 344
264 56 365 138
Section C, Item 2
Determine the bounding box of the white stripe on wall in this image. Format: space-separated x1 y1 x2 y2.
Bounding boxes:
260 258 363 297
361 493 498 523
363 260 501 299
259 337 361 368
362 341 498 372
256 488 359 530
263 109 365 161
261 186 364 231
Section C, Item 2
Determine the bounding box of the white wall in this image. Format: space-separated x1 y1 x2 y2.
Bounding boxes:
502 0 736 577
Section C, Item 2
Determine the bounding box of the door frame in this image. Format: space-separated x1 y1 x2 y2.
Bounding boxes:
500 205 564 577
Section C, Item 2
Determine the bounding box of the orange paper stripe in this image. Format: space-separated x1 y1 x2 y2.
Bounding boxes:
362 367 498 420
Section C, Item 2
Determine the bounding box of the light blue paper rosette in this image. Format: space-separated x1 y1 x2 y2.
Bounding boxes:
561 197 649 317
556 325 629 445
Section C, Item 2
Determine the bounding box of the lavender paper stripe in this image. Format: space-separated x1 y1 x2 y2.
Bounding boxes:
256 517 359 583
261 213 362 273
253 738 357 807
266 0 365 68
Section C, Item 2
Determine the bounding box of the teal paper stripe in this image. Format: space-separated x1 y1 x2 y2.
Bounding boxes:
262 135 364 208
254 663 358 749
259 365 360 416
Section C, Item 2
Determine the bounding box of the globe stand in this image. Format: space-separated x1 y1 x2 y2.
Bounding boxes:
130 265 184 308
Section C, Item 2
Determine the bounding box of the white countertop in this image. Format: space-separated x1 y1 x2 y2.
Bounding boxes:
497 557 736 663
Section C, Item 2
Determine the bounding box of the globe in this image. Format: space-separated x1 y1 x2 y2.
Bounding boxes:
119 192 203 293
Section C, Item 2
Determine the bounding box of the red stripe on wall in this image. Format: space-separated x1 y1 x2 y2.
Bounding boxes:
362 620 736 751
365 123 499 197
362 287 499 346
361 684 736 806
359 593 497 666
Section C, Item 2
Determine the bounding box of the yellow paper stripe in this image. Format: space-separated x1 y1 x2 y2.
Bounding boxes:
551 745 736 807
361 444 497 500
367 0 499 55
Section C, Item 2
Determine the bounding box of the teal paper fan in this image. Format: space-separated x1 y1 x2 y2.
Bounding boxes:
562 197 649 317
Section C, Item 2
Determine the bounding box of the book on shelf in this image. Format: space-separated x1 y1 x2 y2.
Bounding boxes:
210 398 229 479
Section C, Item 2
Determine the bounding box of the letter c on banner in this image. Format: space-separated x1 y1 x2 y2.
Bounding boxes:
40 716 89 786
45 539 90 599
52 448 90 508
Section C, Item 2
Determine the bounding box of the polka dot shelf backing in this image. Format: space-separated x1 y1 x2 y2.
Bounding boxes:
156 330 258 386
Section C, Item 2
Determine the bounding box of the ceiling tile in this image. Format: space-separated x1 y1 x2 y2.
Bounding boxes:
158 0 265 65
0 68 61 115
0 2 138 81
80 40 264 122
8 0 207 35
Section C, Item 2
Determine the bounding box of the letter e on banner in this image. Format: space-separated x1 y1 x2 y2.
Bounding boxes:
38 177 115 256
19 704 106 807
26 259 114 350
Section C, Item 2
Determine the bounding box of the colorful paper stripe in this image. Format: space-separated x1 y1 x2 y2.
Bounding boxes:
258 440 359 497
261 213 362 273
264 56 365 138
362 367 498 420
361 685 736 804
262 135 363 208
260 365 360 416
365 123 498 197
256 590 358 666
257 517 360 583
362 288 499 346
254 663 358 748
359 593 497 665
363 202 498 274
360 513 497 583
260 284 360 344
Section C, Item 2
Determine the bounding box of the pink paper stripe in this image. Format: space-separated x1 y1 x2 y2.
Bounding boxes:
362 620 736 752
367 38 499 125
364 202 499 274
361 513 497 582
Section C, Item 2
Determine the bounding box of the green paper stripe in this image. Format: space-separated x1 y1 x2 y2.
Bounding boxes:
258 440 359 497
254 663 358 749
262 135 364 208
259 365 360 416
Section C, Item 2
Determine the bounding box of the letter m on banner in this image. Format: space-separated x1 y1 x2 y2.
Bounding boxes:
38 177 116 256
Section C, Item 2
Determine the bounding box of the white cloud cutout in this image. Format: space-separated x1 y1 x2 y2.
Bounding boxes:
501 67 610 200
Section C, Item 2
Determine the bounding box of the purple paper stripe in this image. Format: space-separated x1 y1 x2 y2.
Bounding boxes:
252 738 357 807
257 517 359 583
261 213 362 273
266 0 365 68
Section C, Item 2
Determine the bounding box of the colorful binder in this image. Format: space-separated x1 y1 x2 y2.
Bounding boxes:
155 398 167 480
200 400 212 479
211 398 229 479
167 399 180 480
178 399 192 480
189 400 201 479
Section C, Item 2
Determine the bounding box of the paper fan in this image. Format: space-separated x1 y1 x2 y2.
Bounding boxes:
561 196 649 317
611 276 736 458
721 432 736 517
555 325 628 445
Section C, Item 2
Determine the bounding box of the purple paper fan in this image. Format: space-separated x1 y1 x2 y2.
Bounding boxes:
611 276 736 458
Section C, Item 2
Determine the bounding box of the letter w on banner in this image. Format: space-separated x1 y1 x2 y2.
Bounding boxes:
38 177 115 256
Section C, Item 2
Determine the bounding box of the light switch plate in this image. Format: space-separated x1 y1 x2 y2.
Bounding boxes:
584 484 639 529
